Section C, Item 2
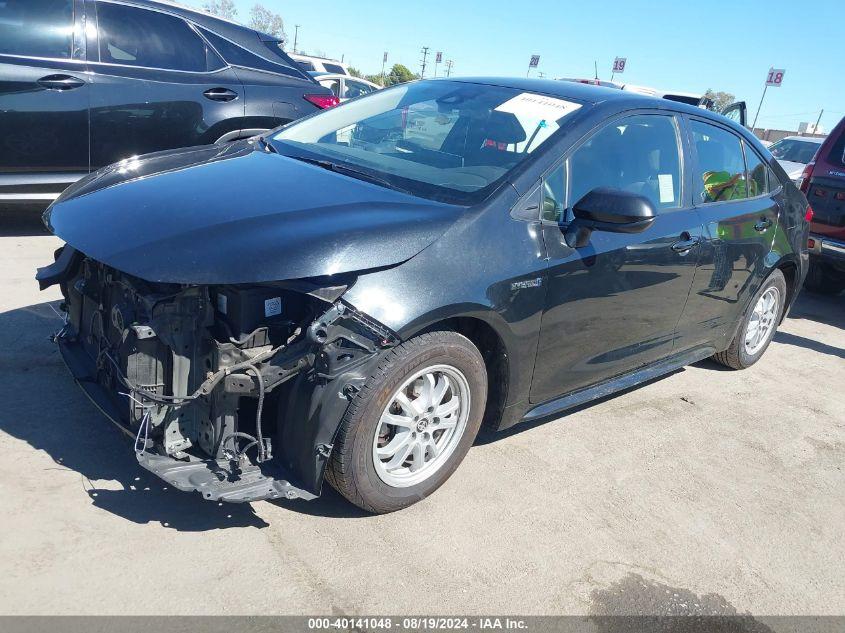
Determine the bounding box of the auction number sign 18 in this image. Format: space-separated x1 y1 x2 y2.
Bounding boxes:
766 68 785 87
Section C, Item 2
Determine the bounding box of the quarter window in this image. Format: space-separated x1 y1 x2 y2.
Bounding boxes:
96 2 207 72
568 114 682 212
323 63 345 74
200 27 300 77
0 0 74 59
541 163 566 222
691 120 748 203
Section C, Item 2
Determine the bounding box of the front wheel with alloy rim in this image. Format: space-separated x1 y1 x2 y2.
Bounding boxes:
325 331 487 513
712 269 787 369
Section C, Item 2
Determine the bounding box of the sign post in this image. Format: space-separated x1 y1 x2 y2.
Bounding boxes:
434 51 442 77
527 54 540 77
751 67 785 131
610 57 626 82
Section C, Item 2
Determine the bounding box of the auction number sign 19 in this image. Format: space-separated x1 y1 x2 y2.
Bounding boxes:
612 57 627 74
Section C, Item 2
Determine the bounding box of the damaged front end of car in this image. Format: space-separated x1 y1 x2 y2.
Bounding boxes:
37 246 399 503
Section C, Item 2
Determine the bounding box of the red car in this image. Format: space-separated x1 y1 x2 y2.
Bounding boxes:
799 115 845 294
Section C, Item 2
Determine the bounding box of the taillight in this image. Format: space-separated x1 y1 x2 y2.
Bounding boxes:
805 205 814 223
304 94 340 109
797 161 814 194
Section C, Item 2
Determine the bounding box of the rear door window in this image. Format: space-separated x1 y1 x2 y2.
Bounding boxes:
743 144 769 196
0 0 74 59
568 113 683 212
343 79 375 99
96 2 206 71
691 120 748 203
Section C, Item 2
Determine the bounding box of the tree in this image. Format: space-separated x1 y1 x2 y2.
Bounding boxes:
384 64 417 87
249 4 286 41
347 67 364 79
202 0 237 19
703 89 735 112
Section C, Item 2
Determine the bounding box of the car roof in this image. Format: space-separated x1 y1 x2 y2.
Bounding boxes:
778 135 825 144
446 76 712 114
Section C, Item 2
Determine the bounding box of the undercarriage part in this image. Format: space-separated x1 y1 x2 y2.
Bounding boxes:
38 247 399 503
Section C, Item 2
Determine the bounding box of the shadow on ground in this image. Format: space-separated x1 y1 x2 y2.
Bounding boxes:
589 573 774 632
3 289 841 528
0 205 50 237
0 300 269 531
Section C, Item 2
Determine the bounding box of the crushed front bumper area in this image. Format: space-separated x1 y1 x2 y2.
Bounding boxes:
41 247 398 504
56 331 316 503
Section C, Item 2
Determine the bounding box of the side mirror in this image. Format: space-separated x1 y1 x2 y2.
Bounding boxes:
565 187 656 248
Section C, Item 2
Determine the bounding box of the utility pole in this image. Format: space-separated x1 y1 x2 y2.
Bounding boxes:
293 25 300 54
445 60 453 77
380 52 388 86
420 46 430 78
812 109 824 136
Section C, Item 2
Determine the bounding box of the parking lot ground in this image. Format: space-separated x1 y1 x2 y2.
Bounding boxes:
0 212 843 616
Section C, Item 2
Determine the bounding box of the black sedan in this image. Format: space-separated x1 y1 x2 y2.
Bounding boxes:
37 77 809 513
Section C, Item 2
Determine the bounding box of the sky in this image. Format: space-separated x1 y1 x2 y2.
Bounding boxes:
184 0 845 134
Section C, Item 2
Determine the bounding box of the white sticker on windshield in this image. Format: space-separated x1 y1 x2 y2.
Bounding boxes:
494 93 582 121
658 174 675 204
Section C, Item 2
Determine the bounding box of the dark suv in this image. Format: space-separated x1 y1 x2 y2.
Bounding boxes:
798 115 845 294
0 0 336 207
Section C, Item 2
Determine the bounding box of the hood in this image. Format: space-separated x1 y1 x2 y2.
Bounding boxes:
776 159 806 181
44 142 462 284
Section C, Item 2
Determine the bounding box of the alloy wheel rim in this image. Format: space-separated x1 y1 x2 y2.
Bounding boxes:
744 286 780 355
372 364 470 488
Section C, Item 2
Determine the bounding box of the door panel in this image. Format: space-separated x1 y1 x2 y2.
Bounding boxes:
86 1 244 168
0 0 88 194
532 213 702 403
675 119 780 350
530 112 701 404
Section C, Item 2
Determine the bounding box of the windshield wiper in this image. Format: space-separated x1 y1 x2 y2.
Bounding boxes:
288 155 410 195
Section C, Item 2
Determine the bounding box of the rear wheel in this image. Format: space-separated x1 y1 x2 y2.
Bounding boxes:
712 269 786 370
326 331 487 513
804 258 845 295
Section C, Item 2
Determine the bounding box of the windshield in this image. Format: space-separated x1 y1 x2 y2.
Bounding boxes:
272 80 585 204
769 138 821 164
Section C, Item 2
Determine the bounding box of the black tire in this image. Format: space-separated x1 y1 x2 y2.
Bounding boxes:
804 258 845 296
712 269 787 370
326 331 487 513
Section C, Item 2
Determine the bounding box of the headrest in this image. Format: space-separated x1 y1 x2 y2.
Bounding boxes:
482 111 527 145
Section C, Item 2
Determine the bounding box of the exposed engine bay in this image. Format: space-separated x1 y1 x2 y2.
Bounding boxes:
37 246 398 503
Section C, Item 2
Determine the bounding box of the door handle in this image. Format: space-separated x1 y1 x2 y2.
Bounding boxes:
754 218 773 232
671 233 700 254
37 75 85 91
203 87 239 102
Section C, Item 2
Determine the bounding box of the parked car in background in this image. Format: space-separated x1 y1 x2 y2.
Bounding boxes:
289 52 349 75
38 78 808 513
556 77 747 126
311 72 382 101
769 135 826 182
797 116 845 294
0 0 337 208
